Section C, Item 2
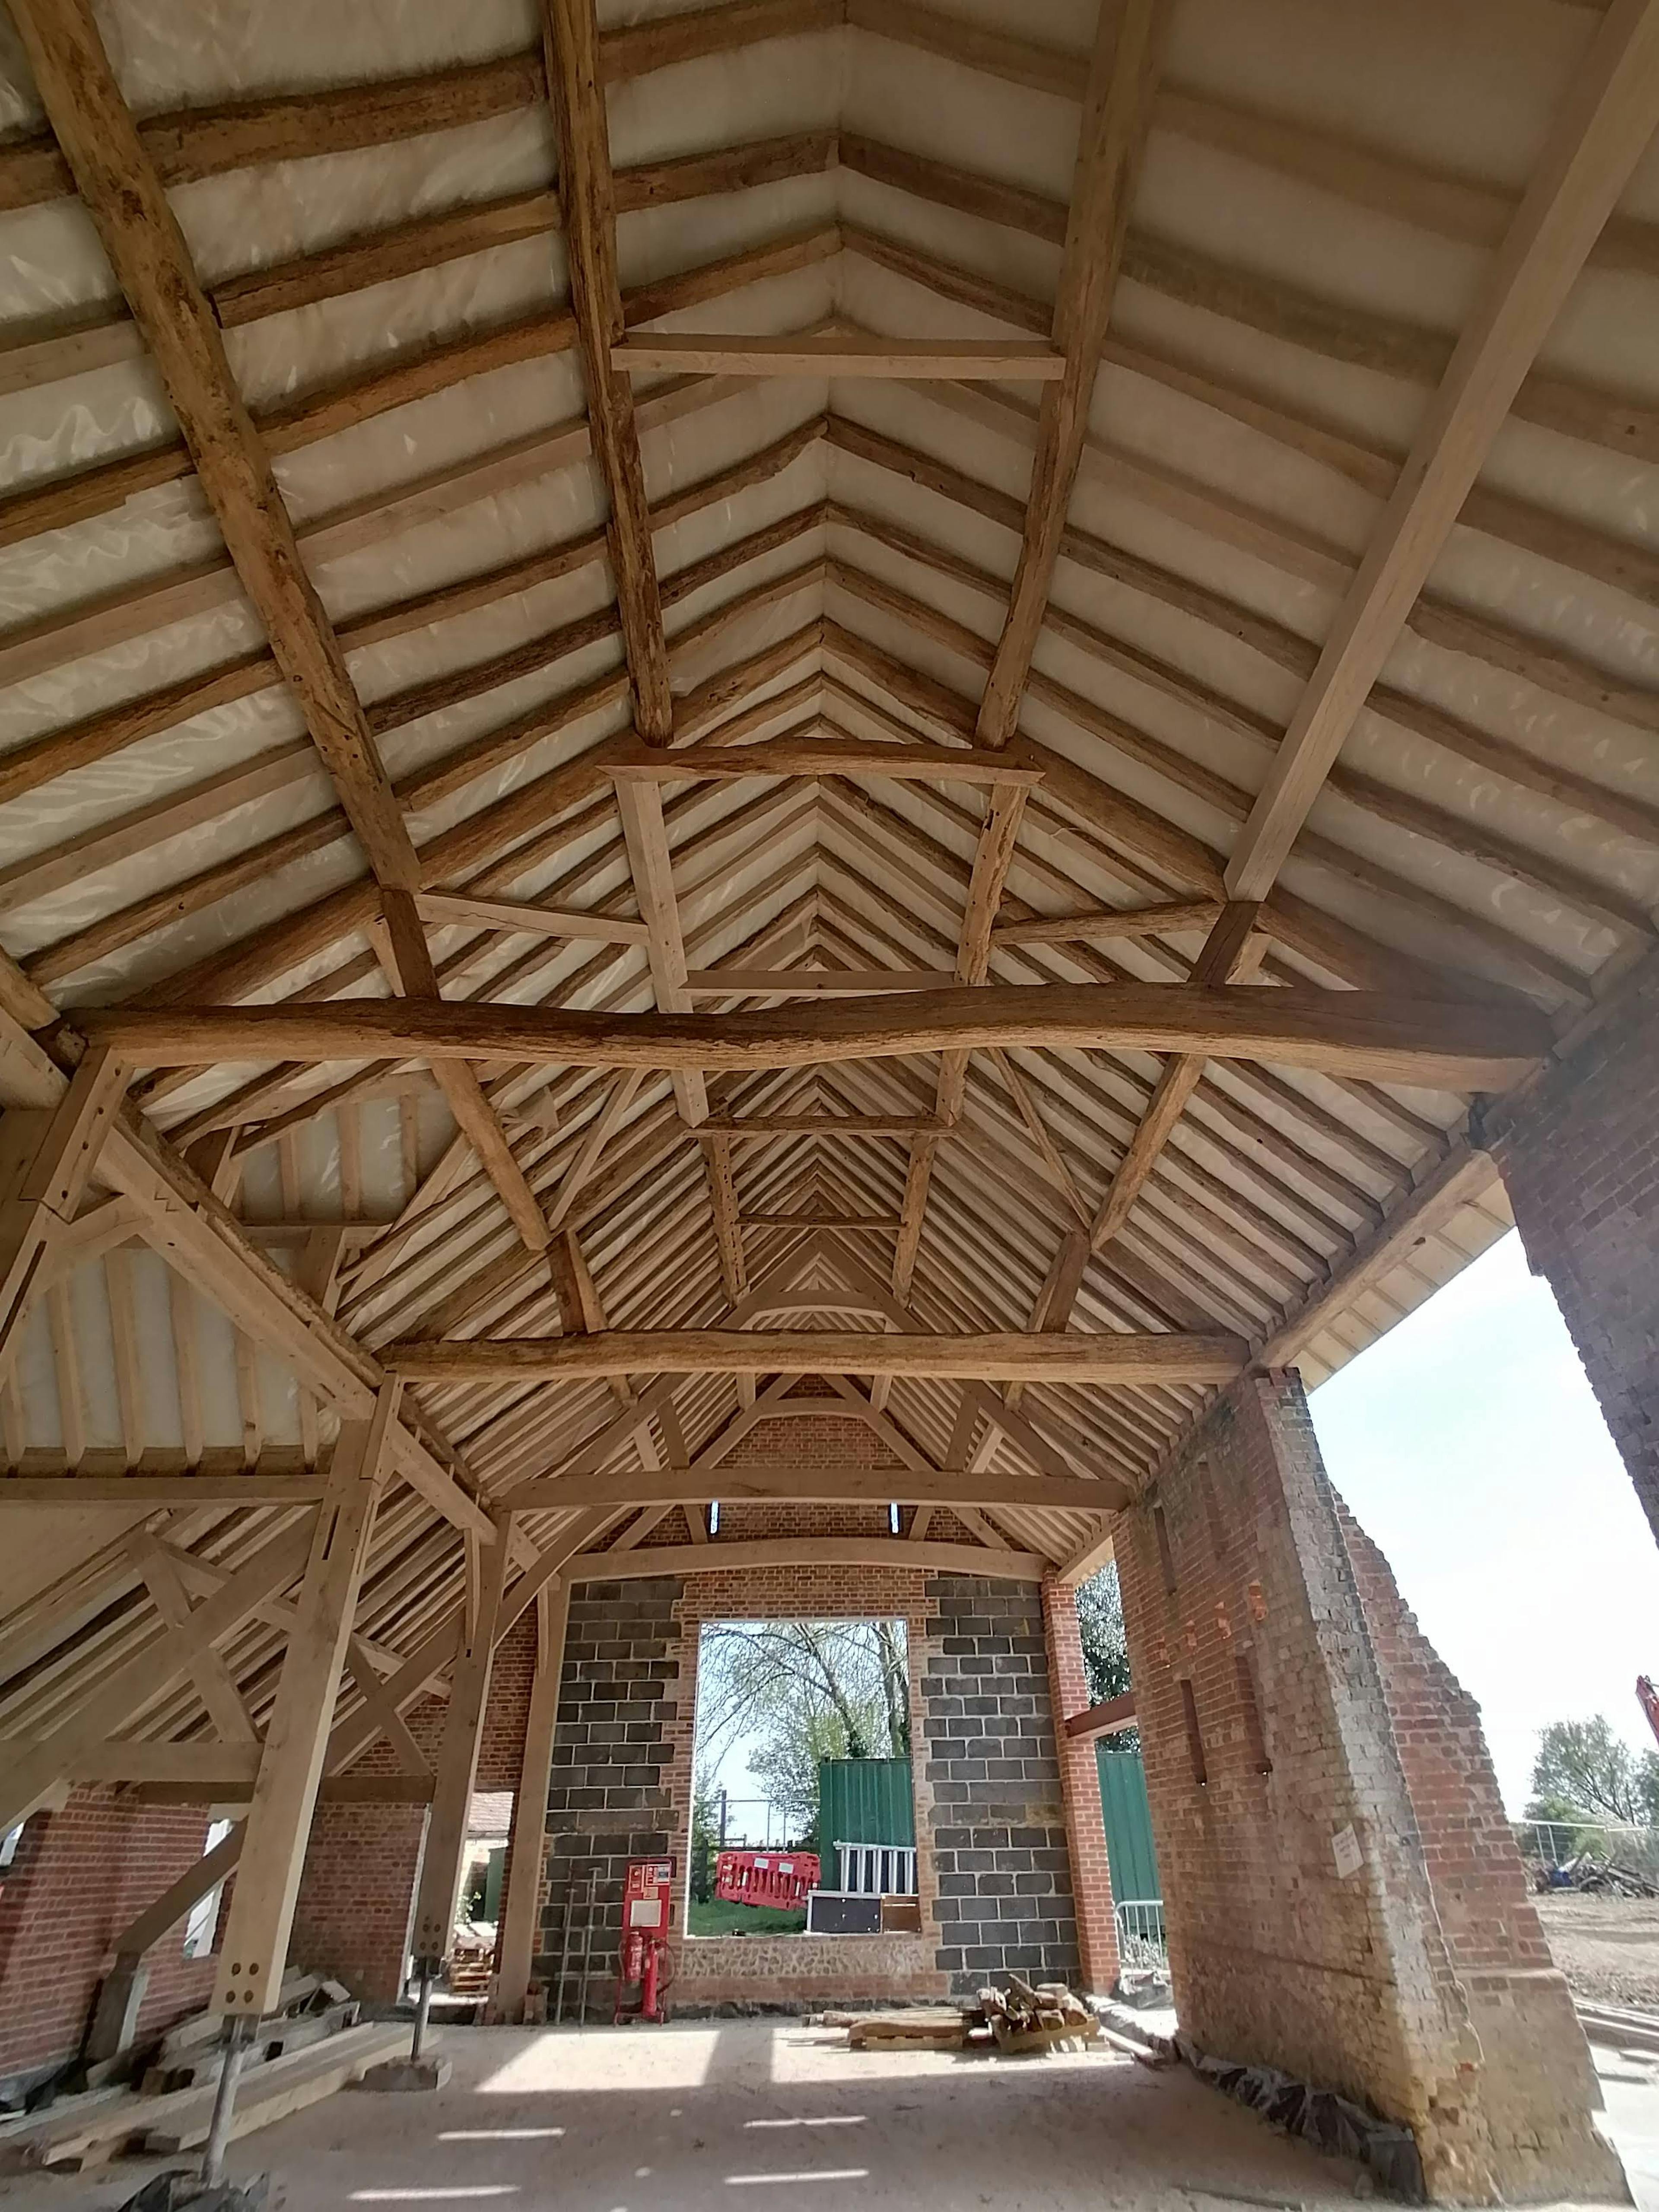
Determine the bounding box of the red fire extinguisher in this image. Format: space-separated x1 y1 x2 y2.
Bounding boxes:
615 1858 677 2024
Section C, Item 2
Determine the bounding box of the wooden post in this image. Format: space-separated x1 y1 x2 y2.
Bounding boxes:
212 1382 401 2019
410 1511 514 1963
493 1578 570 2021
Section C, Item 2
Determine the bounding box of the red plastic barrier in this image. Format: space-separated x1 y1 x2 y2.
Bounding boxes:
713 1848 820 1909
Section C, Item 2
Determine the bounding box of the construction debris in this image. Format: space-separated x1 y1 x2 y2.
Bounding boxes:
1539 1854 1659 1899
0 1999 396 2175
834 1977 1101 2057
979 1977 1101 2055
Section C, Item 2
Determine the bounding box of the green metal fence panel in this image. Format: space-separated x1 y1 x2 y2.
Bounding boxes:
483 1844 506 1925
1095 1743 1161 1903
817 1757 916 1848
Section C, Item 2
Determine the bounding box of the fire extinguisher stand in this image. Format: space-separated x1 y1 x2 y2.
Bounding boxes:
614 1856 677 2025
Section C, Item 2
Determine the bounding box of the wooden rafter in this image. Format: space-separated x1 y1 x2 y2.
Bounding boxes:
1224 0 1659 901
7 0 414 890
541 0 672 740
975 0 1169 745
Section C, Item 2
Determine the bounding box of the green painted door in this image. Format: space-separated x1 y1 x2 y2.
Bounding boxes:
1096 1742 1160 1903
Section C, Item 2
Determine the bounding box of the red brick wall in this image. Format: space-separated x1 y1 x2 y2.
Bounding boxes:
1334 1504 1550 1980
1117 1368 1618 2202
1488 968 1659 1541
289 1796 427 2005
1041 1577 1118 1993
0 1792 226 2082
289 1615 537 2003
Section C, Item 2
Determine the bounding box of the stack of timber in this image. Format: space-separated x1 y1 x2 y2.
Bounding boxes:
0 2020 404 2173
446 1927 495 1999
833 1975 1100 2056
842 2009 975 2052
141 1974 359 2092
979 1976 1101 2054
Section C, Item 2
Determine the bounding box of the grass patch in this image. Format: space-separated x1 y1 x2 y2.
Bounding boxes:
687 1898 808 1937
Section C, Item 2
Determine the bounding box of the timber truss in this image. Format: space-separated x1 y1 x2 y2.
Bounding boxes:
1 0 1657 2001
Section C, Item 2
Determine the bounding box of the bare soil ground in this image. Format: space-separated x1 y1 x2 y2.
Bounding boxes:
1538 1891 1659 2010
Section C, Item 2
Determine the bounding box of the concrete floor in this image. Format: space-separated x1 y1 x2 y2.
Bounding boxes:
0 2021 1646 2212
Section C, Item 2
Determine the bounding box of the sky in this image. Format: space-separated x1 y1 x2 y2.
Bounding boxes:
1308 1227 1659 1814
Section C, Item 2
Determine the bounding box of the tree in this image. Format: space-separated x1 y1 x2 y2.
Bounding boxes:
1076 1564 1131 1705
694 1618 911 1843
1528 1716 1659 1827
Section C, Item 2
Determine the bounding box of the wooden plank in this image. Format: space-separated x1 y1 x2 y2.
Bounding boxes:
1259 1142 1499 1368
387 1328 1246 1384
79 985 1552 1089
1224 0 1659 900
613 780 743 1295
110 1823 246 1962
1065 1690 1137 1739
976 0 1170 745
700 1114 945 1137
740 1212 900 1227
128 1529 257 1745
140 2024 413 2157
613 333 1065 377
543 0 672 740
547 1068 646 1232
601 0 841 81
418 892 649 944
7 0 417 891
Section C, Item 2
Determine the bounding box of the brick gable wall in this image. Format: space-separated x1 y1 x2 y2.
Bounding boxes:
1487 966 1659 1543
1116 1367 1620 2204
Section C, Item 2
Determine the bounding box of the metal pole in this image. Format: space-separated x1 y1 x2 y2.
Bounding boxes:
200 2017 253 2189
410 1955 436 2061
578 1869 596 2025
718 1789 727 1849
553 1875 575 2027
